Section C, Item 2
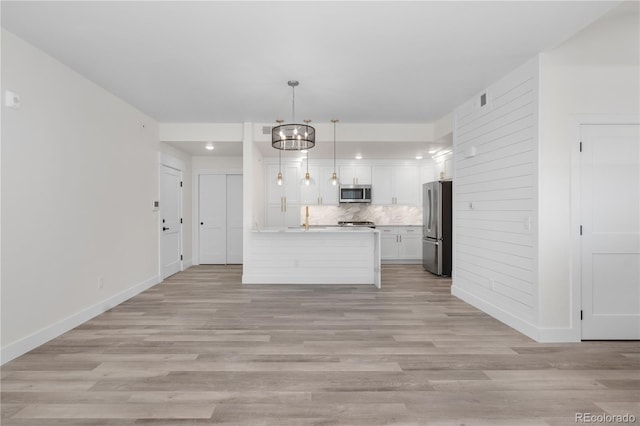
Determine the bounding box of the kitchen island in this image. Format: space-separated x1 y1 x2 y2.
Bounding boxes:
243 227 381 287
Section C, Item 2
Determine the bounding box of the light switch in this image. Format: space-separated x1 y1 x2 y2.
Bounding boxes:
5 90 21 109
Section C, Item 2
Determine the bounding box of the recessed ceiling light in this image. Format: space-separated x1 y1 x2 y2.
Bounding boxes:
415 155 423 160
428 150 437 154
355 154 363 160
205 144 214 150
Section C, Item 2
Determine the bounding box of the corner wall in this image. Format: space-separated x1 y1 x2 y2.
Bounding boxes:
1 30 161 362
452 57 540 340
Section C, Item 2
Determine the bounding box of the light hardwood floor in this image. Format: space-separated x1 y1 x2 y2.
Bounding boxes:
1 265 638 425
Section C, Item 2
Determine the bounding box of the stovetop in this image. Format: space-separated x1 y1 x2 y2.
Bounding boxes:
338 221 376 227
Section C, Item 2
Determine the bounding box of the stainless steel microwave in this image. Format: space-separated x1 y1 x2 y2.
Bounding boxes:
339 185 372 203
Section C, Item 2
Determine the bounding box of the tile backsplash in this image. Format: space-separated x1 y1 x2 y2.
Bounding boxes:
301 204 422 226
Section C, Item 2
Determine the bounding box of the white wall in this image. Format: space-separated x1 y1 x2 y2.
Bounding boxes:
192 156 243 171
452 57 540 340
252 144 265 230
1 30 161 362
538 1 639 338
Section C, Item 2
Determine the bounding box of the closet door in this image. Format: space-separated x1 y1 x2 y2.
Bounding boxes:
199 175 227 264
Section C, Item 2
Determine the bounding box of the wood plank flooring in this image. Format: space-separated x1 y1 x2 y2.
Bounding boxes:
2 265 638 425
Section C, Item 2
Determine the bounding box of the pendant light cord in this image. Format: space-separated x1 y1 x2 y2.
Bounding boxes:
333 120 336 171
291 85 296 123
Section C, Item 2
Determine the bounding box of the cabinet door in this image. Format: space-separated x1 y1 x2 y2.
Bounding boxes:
301 165 320 205
378 227 398 260
284 203 302 228
266 203 283 228
339 165 371 185
339 166 357 185
372 166 394 205
319 166 339 205
266 165 283 204
355 166 372 184
282 164 301 204
394 166 419 205
398 227 422 259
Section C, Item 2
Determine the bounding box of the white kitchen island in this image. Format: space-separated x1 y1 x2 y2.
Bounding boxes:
243 227 381 287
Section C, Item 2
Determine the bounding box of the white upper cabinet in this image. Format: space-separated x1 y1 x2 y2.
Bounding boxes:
266 163 301 227
339 165 371 185
371 166 394 205
371 165 419 205
267 164 300 204
301 165 339 206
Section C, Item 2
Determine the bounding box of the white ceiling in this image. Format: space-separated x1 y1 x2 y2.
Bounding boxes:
1 1 619 159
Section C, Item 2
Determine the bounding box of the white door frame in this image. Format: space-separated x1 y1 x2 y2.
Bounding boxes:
570 114 640 340
159 153 185 279
193 168 242 266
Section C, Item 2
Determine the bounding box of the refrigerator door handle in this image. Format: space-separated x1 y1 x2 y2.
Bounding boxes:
423 239 441 245
427 187 432 232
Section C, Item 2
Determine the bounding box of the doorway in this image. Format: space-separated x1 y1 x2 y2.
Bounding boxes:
160 163 183 279
579 123 639 339
198 173 243 264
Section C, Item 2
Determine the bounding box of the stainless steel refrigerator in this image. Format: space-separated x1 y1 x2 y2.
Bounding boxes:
423 181 452 276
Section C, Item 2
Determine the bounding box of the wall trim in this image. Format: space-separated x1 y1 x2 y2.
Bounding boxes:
569 114 640 342
452 285 540 342
538 327 580 343
1 274 161 365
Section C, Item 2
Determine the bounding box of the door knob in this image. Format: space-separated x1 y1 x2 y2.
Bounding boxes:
163 227 170 231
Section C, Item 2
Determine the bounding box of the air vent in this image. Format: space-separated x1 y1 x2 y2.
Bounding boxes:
480 92 487 107
262 126 272 135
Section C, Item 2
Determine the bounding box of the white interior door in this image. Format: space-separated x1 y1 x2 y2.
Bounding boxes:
226 175 243 264
199 174 227 264
160 164 182 279
581 123 640 339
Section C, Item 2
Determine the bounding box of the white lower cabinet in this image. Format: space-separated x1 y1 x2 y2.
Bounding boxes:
378 226 422 262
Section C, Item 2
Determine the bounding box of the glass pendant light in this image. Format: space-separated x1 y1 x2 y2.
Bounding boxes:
304 120 312 185
276 120 284 185
331 119 339 186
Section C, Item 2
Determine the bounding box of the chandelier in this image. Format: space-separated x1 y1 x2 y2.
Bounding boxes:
272 80 316 150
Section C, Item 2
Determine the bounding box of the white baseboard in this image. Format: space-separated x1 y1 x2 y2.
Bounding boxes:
452 285 541 342
1 274 161 365
381 259 422 265
538 327 580 342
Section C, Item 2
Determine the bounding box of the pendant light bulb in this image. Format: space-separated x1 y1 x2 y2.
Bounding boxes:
331 119 339 187
305 172 311 186
277 171 283 186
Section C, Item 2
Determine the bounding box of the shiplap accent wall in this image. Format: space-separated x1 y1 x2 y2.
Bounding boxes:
451 57 539 339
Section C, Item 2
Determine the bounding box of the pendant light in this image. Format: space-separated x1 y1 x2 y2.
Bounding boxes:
331 119 339 186
272 81 316 151
303 119 312 186
276 120 284 186
304 150 311 186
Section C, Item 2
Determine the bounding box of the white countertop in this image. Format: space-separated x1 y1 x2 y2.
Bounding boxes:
253 227 378 233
